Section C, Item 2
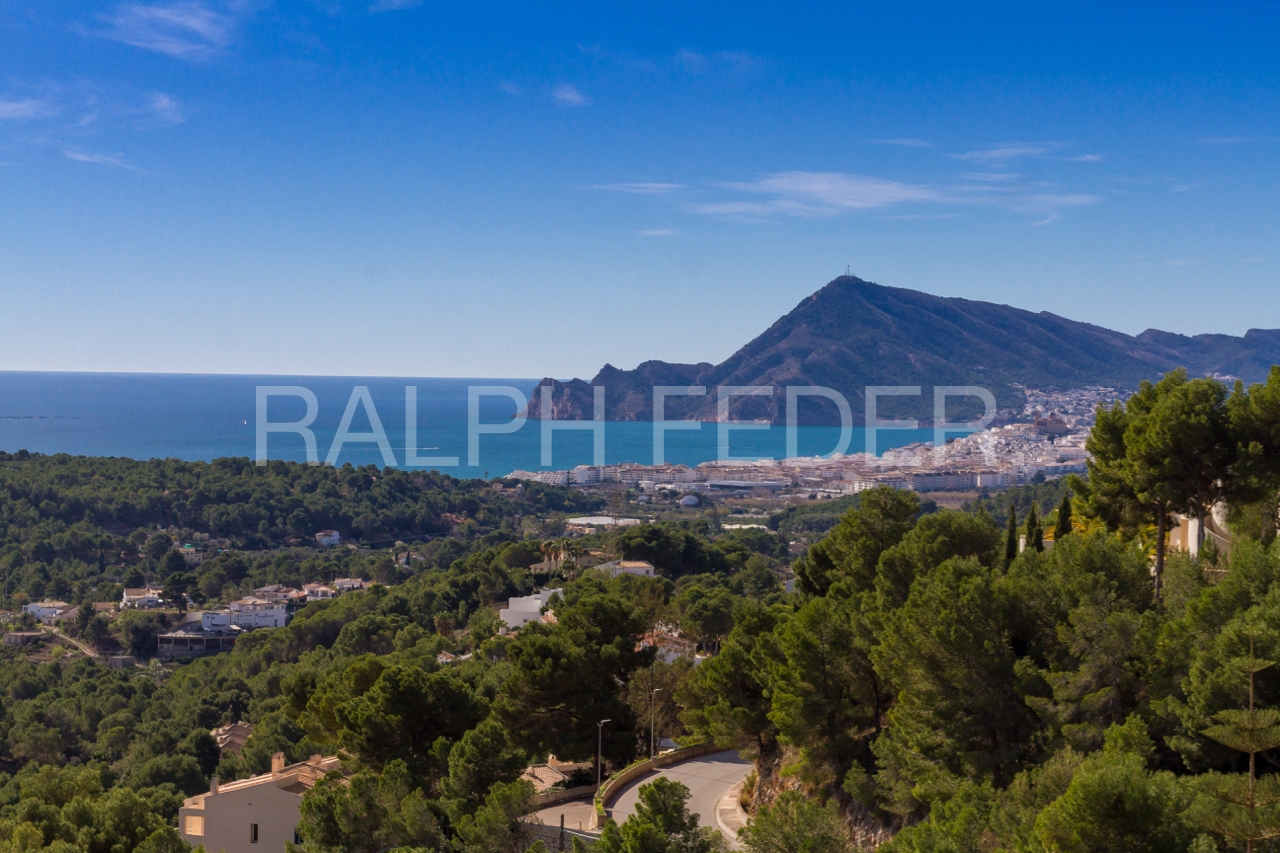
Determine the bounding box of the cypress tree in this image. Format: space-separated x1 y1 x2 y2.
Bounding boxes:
1055 493 1073 541
1025 504 1044 553
1004 504 1019 564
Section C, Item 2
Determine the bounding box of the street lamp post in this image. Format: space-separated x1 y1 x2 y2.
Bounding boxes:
597 719 612 788
650 688 663 759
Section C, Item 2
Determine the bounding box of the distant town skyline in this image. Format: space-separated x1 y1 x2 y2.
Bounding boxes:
1 1 1278 378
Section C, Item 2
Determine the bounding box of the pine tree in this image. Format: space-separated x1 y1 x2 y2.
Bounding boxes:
1055 493 1073 541
1186 639 1280 853
1004 504 1019 565
1025 504 1044 552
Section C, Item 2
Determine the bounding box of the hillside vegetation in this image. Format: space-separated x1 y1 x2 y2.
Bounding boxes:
5 367 1280 853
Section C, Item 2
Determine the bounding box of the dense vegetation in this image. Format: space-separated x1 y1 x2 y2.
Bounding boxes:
7 366 1280 853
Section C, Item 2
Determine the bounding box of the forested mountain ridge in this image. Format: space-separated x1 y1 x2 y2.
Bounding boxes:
528 276 1280 424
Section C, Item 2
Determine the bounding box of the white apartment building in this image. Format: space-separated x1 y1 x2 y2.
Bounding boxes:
178 753 340 853
227 598 288 629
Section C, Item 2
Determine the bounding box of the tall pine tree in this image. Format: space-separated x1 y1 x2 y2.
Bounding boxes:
1187 639 1280 852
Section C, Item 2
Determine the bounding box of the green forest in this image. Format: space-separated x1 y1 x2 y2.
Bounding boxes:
5 366 1280 853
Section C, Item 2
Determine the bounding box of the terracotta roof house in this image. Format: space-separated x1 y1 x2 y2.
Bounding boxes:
212 721 254 755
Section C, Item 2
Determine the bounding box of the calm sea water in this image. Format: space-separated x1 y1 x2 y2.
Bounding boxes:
0 372 940 479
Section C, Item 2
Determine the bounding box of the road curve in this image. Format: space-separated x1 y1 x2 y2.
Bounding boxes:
607 750 752 847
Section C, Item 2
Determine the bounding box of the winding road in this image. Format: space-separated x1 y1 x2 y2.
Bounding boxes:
608 750 753 847
530 750 753 848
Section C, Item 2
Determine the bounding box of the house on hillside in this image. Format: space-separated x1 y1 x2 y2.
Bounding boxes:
598 560 656 579
520 763 571 793
178 752 341 853
499 588 562 632
212 721 254 755
1170 506 1233 560
302 583 335 601
23 600 69 620
315 530 342 548
332 578 366 593
121 587 164 609
252 585 307 604
43 605 80 627
640 629 697 664
228 598 288 629
158 616 242 662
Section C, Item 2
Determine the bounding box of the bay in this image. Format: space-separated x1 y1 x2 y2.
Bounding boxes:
0 372 941 479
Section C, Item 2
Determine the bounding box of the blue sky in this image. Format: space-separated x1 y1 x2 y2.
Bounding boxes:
1 1 1278 379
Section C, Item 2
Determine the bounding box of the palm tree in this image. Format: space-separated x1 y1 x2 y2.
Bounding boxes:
1072 514 1108 535
561 540 584 579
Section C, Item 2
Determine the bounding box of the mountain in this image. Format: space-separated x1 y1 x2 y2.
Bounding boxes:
528 276 1280 426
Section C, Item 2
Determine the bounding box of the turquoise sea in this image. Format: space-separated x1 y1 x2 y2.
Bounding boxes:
0 373 940 479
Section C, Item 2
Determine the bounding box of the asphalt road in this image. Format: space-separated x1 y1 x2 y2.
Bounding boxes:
608 750 753 844
531 797 597 835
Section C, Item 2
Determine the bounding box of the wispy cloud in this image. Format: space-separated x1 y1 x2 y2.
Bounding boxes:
637 229 678 237
589 182 686 195
0 98 58 121
686 199 833 220
552 84 590 106
63 149 144 172
95 2 236 60
149 92 184 124
723 172 940 211
1000 193 1099 225
369 0 421 12
952 143 1056 163
713 50 760 70
869 138 931 148
675 49 709 74
498 82 522 96
675 49 761 75
961 172 1020 183
676 170 1098 224
1173 181 1203 193
1069 154 1102 162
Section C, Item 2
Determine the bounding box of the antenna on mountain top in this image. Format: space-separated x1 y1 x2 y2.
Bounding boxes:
845 265 851 276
